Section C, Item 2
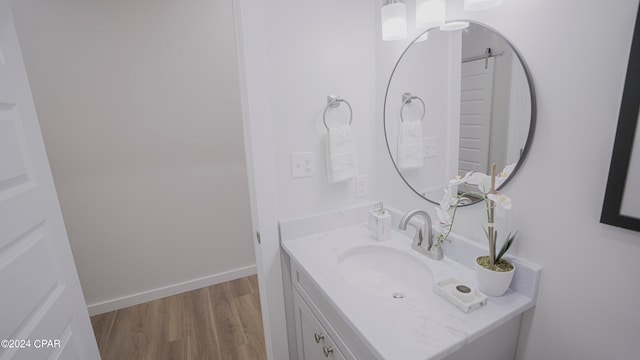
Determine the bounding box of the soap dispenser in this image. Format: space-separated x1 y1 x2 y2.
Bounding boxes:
369 202 392 241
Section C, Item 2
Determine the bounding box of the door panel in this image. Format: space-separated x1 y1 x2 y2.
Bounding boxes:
0 1 99 359
459 57 495 176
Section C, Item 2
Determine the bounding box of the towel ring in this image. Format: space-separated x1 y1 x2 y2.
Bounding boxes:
323 95 353 130
400 92 425 122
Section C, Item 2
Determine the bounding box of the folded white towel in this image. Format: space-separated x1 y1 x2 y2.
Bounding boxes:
326 125 358 183
397 120 424 169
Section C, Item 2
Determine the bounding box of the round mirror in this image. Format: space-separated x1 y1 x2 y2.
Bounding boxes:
384 21 536 206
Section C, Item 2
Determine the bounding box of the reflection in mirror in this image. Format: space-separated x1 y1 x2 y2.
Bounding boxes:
384 21 535 206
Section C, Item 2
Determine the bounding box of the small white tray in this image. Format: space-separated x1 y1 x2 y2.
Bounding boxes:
433 277 487 313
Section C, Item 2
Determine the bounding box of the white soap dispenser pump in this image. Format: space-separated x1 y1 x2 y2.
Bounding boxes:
369 202 392 241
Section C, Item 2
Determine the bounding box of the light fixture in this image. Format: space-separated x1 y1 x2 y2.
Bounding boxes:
439 21 470 31
416 0 446 28
464 0 503 11
381 0 407 41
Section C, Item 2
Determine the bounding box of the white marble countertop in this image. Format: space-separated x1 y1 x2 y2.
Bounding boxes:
282 223 537 360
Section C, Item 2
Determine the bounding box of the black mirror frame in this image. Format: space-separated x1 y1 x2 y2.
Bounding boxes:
601 6 640 232
383 20 536 207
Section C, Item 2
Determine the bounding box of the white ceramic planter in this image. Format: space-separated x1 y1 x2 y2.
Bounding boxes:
475 257 515 296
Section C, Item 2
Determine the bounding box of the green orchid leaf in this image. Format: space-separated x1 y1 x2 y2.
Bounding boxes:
493 229 499 260
496 231 518 262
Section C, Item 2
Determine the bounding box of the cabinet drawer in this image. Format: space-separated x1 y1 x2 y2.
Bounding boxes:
294 289 347 360
290 257 316 298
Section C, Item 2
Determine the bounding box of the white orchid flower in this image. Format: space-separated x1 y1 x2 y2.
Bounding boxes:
434 187 454 240
436 163 518 260
439 187 452 211
436 206 452 225
434 206 452 243
488 193 512 209
465 172 492 193
434 221 447 235
499 163 516 179
480 176 493 194
492 163 516 189
487 193 512 217
449 171 473 185
434 222 449 241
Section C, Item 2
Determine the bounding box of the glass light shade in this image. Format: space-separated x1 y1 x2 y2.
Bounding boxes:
439 21 469 31
464 0 503 11
381 2 407 41
416 0 446 28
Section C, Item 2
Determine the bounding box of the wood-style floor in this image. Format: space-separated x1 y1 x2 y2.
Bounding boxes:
90 275 267 360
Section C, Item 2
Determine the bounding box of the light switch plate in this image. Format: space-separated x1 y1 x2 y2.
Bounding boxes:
356 174 369 198
291 152 315 178
424 136 438 158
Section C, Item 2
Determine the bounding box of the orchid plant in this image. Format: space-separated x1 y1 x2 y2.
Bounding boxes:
434 163 517 271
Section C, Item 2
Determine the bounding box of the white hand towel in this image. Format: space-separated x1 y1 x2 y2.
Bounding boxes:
397 120 424 169
326 125 358 183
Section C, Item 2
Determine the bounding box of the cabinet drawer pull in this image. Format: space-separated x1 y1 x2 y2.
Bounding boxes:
323 345 333 357
314 333 325 343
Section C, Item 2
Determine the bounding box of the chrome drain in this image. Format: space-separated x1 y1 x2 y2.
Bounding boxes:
392 292 405 299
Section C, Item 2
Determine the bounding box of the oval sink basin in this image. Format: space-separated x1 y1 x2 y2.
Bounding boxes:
337 245 433 300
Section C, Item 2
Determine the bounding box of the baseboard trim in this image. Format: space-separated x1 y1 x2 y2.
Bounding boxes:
87 265 257 316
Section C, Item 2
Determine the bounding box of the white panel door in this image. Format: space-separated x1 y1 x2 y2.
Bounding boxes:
459 57 495 176
0 2 100 359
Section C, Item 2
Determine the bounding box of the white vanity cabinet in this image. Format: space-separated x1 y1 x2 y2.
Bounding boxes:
281 213 541 360
293 290 347 360
289 251 524 360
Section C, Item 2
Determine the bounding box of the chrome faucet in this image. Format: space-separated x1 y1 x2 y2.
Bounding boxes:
398 209 443 260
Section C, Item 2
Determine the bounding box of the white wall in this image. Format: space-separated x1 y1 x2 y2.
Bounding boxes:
237 1 376 358
377 1 640 359
263 0 377 218
10 0 256 312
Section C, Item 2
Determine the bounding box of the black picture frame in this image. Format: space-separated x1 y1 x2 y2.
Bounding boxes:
601 6 640 232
